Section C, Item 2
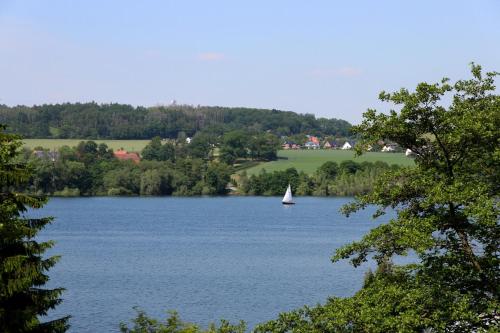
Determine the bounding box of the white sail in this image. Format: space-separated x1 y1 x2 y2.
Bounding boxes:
282 184 293 203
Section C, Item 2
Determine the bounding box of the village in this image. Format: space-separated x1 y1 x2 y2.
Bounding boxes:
282 135 404 153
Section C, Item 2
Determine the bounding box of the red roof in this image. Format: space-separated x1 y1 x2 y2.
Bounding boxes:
114 149 140 163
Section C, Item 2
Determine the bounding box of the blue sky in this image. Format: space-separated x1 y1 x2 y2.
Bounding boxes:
0 0 499 123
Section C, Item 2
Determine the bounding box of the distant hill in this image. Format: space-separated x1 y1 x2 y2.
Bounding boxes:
0 103 351 139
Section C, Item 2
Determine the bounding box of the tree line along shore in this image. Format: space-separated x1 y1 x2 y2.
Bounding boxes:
19 136 406 197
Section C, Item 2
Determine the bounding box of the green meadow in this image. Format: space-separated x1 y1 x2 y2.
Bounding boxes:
22 139 150 152
244 149 414 175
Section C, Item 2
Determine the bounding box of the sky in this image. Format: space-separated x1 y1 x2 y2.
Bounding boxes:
0 0 499 124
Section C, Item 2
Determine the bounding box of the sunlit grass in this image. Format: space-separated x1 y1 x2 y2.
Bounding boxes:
22 139 151 152
244 150 414 175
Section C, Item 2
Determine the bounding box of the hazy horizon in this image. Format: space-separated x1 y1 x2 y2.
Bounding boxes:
1 0 499 124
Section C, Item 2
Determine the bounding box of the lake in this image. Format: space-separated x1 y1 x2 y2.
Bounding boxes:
32 197 386 332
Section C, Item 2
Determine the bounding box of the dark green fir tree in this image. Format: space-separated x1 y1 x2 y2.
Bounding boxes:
0 125 69 332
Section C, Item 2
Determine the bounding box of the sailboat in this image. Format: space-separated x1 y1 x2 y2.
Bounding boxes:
282 184 295 205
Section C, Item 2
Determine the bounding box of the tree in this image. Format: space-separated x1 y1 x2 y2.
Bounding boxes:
0 125 69 332
142 137 176 161
188 132 216 160
256 64 500 332
248 133 279 161
120 308 245 333
203 162 232 195
141 136 163 161
76 140 98 165
317 161 339 180
219 131 248 164
338 160 361 175
140 169 162 195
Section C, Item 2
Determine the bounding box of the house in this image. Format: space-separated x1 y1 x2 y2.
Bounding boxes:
291 143 301 149
282 141 297 150
323 141 337 149
114 149 141 163
405 148 415 157
381 143 398 152
304 141 320 149
185 137 192 144
341 142 352 150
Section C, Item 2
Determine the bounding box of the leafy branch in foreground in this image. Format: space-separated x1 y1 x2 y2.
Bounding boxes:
120 308 245 333
255 64 499 332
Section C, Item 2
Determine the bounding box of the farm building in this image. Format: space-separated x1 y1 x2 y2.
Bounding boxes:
114 149 140 163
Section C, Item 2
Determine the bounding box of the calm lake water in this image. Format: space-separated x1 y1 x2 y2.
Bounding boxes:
32 197 386 332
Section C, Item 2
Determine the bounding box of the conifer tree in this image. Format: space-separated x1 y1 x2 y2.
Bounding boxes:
0 125 69 332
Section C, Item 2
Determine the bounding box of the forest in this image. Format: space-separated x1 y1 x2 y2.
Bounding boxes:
0 103 352 139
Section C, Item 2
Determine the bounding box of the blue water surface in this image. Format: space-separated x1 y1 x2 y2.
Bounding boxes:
31 196 386 332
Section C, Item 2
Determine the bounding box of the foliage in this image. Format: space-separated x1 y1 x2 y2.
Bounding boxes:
240 161 398 196
188 132 218 160
247 133 280 161
0 103 352 139
24 140 233 197
203 163 232 195
0 125 69 332
142 136 175 161
120 308 246 333
219 131 249 164
219 130 280 164
255 64 500 332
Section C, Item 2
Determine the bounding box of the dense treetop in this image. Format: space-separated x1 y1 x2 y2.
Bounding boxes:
0 103 352 139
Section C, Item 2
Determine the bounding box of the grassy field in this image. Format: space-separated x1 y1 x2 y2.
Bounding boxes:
22 139 150 152
244 149 414 175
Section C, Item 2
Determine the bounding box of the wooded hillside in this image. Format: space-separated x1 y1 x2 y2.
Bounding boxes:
0 103 352 139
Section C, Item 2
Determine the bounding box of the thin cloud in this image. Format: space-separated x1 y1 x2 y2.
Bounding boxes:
338 67 362 77
197 52 226 61
308 66 362 78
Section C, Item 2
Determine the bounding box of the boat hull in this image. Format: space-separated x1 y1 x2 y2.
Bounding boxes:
282 202 295 205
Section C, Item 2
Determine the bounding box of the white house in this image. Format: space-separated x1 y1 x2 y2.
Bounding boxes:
341 142 352 150
381 145 395 152
185 137 192 144
304 141 320 149
405 148 415 157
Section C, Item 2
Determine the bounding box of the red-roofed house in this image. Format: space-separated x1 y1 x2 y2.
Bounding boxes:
114 149 141 163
